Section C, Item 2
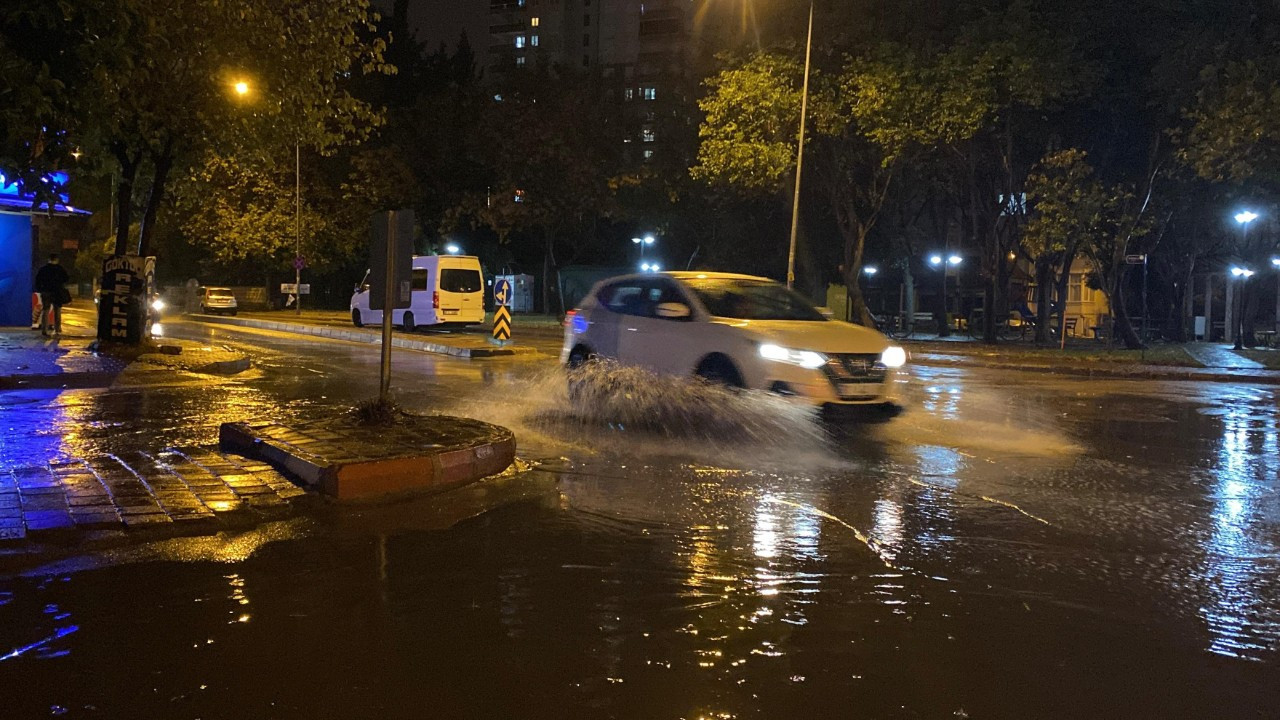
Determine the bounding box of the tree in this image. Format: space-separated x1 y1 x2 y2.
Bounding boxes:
692 49 983 324
1024 149 1104 343
70 0 390 258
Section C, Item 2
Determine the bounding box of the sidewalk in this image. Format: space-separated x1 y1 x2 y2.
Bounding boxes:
0 326 250 391
187 312 550 358
908 339 1280 384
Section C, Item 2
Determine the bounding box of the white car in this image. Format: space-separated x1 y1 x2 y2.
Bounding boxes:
350 255 485 330
199 287 238 315
561 272 906 411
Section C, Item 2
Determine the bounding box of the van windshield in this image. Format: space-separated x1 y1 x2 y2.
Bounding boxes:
440 269 482 293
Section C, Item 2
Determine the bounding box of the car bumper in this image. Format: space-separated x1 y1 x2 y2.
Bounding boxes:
759 364 898 407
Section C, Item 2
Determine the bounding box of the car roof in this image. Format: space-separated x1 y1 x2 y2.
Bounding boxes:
665 271 776 282
204 286 232 290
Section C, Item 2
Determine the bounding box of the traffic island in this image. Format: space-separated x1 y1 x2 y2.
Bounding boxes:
219 411 516 501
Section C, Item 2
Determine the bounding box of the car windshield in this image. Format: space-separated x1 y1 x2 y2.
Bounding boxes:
683 278 827 321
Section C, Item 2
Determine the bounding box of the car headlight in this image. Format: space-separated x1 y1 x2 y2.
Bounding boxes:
759 343 827 370
880 345 907 368
151 298 165 311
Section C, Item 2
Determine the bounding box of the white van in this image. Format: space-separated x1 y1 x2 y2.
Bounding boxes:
350 255 485 330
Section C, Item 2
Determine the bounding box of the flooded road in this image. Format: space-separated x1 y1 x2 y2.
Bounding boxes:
2 318 1278 718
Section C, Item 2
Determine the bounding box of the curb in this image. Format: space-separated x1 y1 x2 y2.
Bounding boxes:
187 314 521 358
219 418 516 501
911 353 1280 385
0 371 122 391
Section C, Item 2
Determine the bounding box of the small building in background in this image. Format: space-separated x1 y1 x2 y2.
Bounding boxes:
0 173 91 326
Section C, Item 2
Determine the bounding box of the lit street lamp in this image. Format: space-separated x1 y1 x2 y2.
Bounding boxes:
929 254 962 336
445 244 461 255
231 79 303 315
1230 266 1255 350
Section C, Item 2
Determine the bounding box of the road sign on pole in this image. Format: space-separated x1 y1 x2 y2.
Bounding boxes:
493 305 512 342
370 210 415 401
293 256 306 270
1125 254 1147 265
494 278 512 307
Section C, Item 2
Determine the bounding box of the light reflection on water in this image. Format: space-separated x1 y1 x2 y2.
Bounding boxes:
1199 392 1280 660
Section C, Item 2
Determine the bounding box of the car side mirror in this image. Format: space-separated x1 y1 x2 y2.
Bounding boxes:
655 302 692 320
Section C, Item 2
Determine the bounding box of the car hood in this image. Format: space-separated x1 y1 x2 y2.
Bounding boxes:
716 318 891 354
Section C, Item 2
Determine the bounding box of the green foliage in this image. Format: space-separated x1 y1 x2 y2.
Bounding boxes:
691 54 805 192
1178 59 1280 186
1024 149 1104 259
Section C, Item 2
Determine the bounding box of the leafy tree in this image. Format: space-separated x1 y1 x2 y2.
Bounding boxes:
693 49 982 324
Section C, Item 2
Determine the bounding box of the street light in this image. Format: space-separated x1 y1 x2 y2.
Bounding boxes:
230 78 303 315
929 254 962 336
1230 266 1255 350
863 266 878 276
445 244 461 255
785 1 816 290
632 234 656 264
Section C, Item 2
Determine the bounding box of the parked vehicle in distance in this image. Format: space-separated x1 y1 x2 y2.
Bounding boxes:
199 287 238 315
561 271 906 413
350 255 485 331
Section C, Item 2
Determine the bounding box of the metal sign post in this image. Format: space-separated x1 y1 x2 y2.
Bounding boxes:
1126 254 1148 360
369 210 414 401
493 278 512 344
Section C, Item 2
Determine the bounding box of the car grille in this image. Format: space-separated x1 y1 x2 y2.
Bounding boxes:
823 353 887 384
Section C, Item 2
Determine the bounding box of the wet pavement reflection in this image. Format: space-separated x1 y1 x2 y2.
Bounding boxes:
1 319 1278 718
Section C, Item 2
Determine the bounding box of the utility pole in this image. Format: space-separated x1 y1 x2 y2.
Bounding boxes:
785 2 813 290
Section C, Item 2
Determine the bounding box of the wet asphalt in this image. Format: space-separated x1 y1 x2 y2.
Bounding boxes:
0 315 1278 719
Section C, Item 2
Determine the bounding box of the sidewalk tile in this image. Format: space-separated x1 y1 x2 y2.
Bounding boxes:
24 511 74 531
122 513 172 527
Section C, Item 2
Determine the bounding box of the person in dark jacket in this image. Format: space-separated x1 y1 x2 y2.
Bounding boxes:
34 254 70 336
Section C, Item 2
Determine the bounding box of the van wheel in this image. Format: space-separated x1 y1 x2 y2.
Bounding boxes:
696 355 745 388
567 345 595 369
352 309 363 327
402 311 415 332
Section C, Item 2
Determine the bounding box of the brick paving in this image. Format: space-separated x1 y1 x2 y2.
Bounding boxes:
0 448 307 542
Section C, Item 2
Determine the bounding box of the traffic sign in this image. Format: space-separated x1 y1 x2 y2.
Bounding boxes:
293 255 306 270
280 283 311 295
494 278 512 307
1125 254 1147 265
493 305 512 341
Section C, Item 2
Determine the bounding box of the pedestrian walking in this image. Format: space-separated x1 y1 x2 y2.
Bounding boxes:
34 253 71 337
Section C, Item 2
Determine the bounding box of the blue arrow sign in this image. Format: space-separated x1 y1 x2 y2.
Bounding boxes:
494 278 512 307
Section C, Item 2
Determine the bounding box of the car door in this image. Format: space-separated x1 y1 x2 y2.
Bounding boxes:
587 280 647 359
616 278 697 374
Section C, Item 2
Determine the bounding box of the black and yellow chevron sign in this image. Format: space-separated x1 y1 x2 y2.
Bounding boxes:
493 305 512 341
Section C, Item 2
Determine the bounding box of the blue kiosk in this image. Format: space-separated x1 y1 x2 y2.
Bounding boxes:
0 172 91 327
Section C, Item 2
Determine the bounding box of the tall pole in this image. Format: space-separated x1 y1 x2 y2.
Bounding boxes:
786 1 813 290
380 214 396 401
294 142 301 316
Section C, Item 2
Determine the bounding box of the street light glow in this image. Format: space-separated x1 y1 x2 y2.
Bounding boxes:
863 266 878 275
1230 266 1255 277
1235 211 1259 225
948 255 963 265
644 235 655 245
929 255 942 266
632 237 641 244
445 244 461 255
640 262 651 271
1272 257 1280 267
233 80 250 96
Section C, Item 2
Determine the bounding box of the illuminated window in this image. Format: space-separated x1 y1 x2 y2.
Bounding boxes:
625 88 634 100
515 35 526 48
643 149 654 160
531 16 540 27
531 34 539 46
642 127 655 142
641 86 656 100
516 55 526 66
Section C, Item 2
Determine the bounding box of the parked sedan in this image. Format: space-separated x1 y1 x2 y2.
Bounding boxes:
561 272 906 411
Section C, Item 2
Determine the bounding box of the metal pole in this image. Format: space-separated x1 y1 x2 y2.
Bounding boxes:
295 142 301 316
1141 255 1148 361
380 213 395 401
785 1 813 290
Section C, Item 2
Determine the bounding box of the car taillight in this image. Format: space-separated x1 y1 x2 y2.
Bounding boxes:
432 291 440 309
564 310 577 327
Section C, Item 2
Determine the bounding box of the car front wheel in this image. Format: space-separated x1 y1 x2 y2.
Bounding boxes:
696 355 745 388
352 309 363 327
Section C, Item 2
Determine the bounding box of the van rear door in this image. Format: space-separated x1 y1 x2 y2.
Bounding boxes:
438 261 484 321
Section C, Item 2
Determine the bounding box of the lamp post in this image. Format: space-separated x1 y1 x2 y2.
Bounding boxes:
231 79 302 315
632 234 655 269
1273 256 1280 335
929 254 962 336
1230 266 1255 350
785 1 814 291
